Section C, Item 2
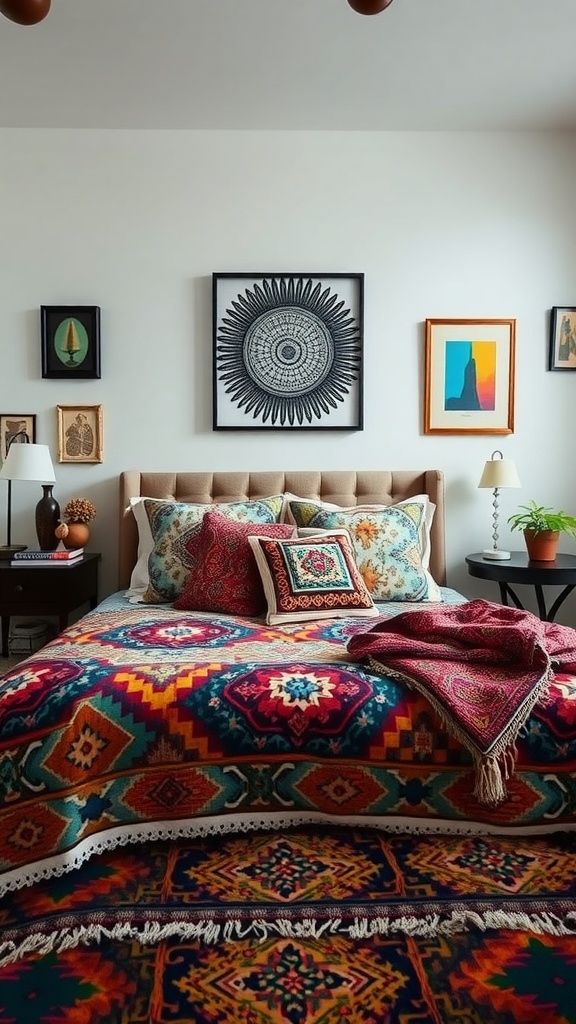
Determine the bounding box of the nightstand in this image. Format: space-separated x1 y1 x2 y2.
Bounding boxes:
465 551 576 622
0 553 101 657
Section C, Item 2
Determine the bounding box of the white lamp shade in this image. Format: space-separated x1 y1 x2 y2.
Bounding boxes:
0 443 55 484
478 452 521 490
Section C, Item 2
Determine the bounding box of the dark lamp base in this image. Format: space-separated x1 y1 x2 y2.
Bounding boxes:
0 544 27 560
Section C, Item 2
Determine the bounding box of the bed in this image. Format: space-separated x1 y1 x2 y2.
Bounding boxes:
1 468 576 1023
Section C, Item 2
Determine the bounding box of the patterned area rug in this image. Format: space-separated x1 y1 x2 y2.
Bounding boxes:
2 826 576 1023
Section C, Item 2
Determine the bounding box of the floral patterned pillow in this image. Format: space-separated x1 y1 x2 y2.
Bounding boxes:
286 498 441 603
248 531 378 625
141 495 284 604
173 511 294 617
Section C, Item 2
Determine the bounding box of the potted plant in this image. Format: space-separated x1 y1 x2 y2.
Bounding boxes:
507 501 576 561
54 497 97 550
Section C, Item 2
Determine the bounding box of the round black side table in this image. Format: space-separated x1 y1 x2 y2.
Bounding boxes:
465 551 576 622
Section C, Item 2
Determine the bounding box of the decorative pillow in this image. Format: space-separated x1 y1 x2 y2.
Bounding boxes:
173 511 295 617
286 497 441 603
247 530 378 625
285 494 435 567
125 496 173 599
142 495 284 604
280 491 342 523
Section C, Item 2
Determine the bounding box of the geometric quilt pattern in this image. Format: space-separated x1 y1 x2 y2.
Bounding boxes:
1 602 576 895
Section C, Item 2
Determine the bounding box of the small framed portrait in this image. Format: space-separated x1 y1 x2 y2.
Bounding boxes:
41 306 101 379
57 405 103 463
0 414 36 462
549 307 576 370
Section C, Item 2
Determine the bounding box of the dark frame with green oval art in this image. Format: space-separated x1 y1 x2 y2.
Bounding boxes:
41 305 101 380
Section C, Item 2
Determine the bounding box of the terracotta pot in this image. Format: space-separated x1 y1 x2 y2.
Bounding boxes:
524 529 559 562
62 522 90 550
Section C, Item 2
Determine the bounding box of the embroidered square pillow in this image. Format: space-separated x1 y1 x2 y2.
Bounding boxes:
141 495 284 604
247 530 378 625
173 511 295 617
286 498 441 603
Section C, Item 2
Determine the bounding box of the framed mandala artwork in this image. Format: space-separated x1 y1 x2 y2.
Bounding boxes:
212 273 364 430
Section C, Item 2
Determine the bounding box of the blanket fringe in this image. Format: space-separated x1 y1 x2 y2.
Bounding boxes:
1 909 576 968
369 657 553 806
473 756 507 806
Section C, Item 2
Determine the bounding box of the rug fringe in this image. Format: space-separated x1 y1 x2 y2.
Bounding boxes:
2 909 576 968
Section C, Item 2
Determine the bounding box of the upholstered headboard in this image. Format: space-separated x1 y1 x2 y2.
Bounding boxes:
118 469 446 591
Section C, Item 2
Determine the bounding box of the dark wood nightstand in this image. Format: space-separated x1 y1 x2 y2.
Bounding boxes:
465 551 576 622
0 553 101 657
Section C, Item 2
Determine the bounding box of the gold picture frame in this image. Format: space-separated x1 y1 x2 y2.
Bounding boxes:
57 405 103 463
424 318 516 435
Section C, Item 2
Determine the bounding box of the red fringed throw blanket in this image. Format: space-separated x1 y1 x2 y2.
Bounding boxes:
348 599 576 805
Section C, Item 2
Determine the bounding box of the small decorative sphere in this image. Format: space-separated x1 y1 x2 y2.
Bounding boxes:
0 0 51 25
55 522 69 540
347 0 394 13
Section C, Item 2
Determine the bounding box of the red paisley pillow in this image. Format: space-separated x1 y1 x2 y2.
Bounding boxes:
173 510 295 617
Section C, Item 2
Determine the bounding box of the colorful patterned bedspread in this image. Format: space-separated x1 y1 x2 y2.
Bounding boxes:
1 596 576 895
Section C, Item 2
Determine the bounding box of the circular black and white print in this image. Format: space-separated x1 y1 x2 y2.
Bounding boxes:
216 277 362 426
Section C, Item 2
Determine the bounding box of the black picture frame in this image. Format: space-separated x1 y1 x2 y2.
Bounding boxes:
41 305 101 380
212 272 364 431
0 413 36 462
549 306 576 371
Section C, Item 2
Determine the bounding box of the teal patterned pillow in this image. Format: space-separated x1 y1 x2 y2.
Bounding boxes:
287 498 441 603
142 495 284 603
248 530 377 624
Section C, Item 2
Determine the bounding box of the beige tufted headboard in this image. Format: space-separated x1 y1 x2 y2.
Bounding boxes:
118 469 446 591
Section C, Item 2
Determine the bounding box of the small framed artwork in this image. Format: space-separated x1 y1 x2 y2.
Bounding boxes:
424 318 516 435
41 306 101 379
549 306 576 370
57 405 103 463
0 413 36 462
212 272 364 430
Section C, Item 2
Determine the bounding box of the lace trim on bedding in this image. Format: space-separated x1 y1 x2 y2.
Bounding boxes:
1 908 576 969
3 811 576 900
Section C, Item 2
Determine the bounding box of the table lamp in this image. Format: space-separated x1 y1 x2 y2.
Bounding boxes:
478 450 521 560
0 433 59 558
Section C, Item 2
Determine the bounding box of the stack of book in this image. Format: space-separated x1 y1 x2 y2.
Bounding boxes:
10 548 84 567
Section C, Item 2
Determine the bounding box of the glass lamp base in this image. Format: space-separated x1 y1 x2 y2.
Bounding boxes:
483 548 511 560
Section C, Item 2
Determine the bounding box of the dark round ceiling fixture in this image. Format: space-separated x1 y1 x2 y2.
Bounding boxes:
347 0 395 13
0 0 50 25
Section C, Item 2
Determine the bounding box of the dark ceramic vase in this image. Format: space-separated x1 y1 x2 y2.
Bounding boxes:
35 485 60 551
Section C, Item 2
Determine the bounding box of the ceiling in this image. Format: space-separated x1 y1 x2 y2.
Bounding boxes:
1 0 575 131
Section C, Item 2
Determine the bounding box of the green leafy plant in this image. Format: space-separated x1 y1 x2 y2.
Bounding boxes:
507 501 576 538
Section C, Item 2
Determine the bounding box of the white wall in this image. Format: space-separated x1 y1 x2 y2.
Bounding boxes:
1 129 575 619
